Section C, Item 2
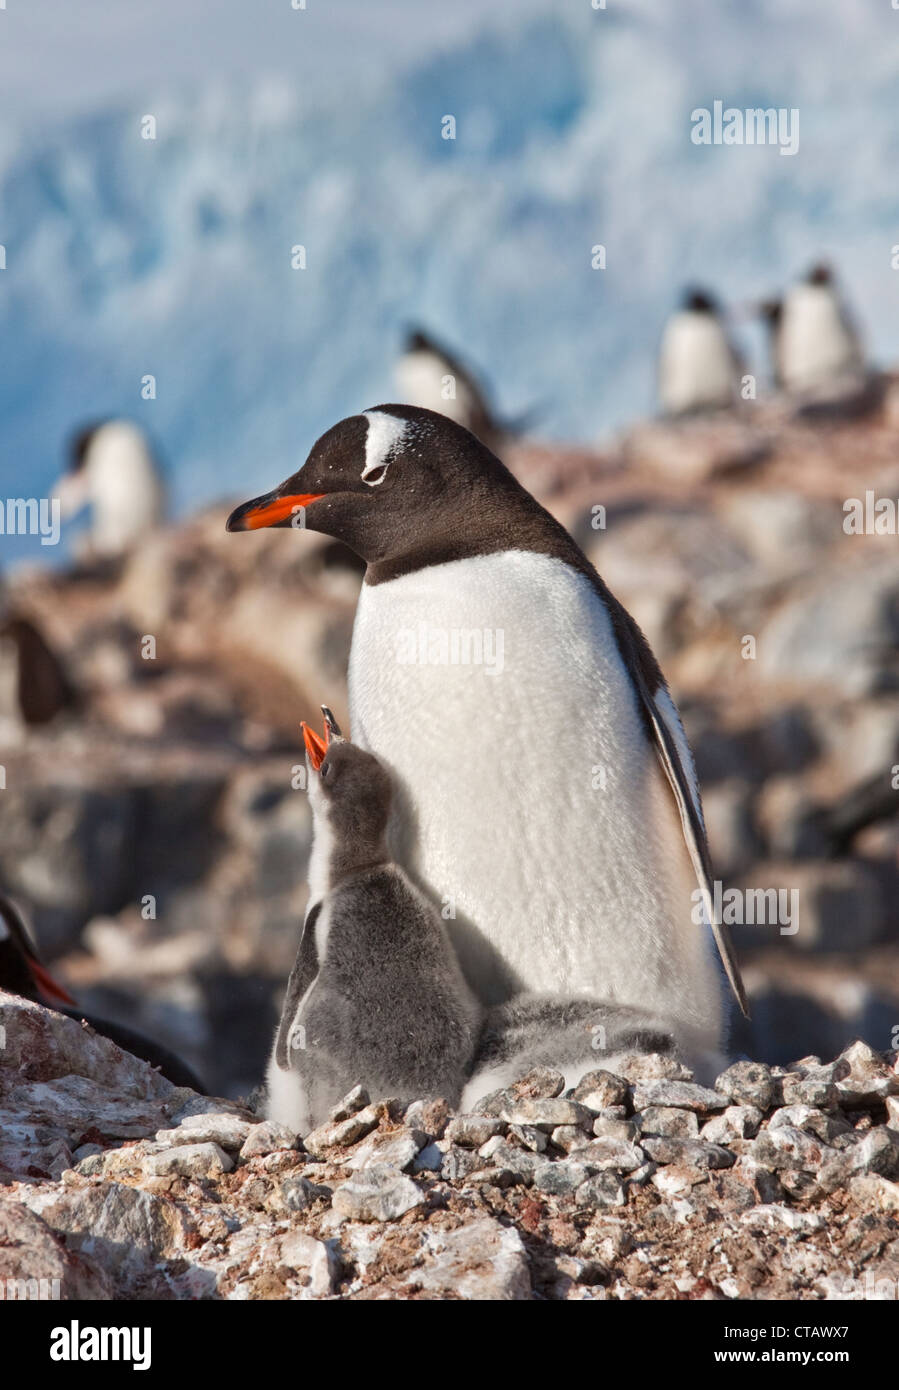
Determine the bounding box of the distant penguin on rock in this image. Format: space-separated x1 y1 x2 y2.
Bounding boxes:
776 264 864 393
0 614 77 729
0 892 206 1092
657 288 743 416
53 419 165 559
395 327 503 452
266 708 481 1133
757 299 785 389
229 405 749 1082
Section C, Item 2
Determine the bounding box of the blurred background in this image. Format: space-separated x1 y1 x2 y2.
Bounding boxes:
1 0 898 1095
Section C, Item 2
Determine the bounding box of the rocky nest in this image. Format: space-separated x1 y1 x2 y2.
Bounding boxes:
2 991 898 1300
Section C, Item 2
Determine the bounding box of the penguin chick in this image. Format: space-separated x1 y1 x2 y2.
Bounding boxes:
266 707 482 1134
461 994 685 1110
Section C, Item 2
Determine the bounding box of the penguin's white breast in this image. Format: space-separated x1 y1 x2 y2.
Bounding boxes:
348 550 718 1030
779 286 859 388
658 312 735 412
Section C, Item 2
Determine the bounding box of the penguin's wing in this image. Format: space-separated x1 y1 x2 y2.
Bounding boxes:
644 686 749 1017
608 607 749 1017
274 903 321 1068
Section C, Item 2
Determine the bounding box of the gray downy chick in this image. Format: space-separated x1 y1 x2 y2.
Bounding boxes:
266 706 482 1134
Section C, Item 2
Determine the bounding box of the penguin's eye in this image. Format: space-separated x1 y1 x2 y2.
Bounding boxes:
362 463 388 487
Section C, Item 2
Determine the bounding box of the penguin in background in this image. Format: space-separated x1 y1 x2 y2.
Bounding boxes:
774 263 865 394
228 405 748 1083
0 892 206 1092
395 327 531 455
0 614 77 731
266 708 481 1133
657 288 743 416
52 419 165 559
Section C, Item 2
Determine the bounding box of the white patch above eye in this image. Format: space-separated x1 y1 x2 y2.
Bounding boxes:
0 916 8 942
361 411 407 486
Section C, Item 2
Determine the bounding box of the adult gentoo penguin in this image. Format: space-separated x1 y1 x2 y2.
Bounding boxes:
0 893 206 1092
774 263 864 393
228 406 748 1076
266 708 481 1132
52 419 165 558
657 288 742 416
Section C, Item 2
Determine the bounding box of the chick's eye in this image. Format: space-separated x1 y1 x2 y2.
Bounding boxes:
319 760 331 780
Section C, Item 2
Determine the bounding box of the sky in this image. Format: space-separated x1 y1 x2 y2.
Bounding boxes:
1 1 897 560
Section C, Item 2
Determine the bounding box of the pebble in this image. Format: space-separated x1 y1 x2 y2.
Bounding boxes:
508 1124 548 1153
570 1070 629 1111
411 1142 443 1173
638 1106 699 1139
144 1142 233 1179
280 1175 332 1211
345 1130 421 1173
332 1164 425 1222
279 1231 340 1296
502 1097 594 1131
441 1147 484 1181
748 1124 835 1173
508 1067 565 1100
303 1105 380 1157
631 1080 727 1113
715 1061 776 1111
445 1115 505 1148
579 1137 646 1173
484 1142 544 1184
239 1120 298 1160
157 1113 253 1152
403 1098 451 1138
576 1172 627 1209
700 1106 763 1143
592 1115 640 1142
534 1159 593 1195
641 1137 735 1169
551 1125 590 1153
328 1086 370 1123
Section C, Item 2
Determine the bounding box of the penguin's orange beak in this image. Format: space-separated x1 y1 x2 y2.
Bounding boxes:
226 491 326 531
302 720 328 771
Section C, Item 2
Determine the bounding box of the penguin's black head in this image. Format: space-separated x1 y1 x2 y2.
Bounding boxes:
683 288 718 314
68 421 107 473
807 263 833 286
405 328 433 353
226 405 513 570
302 707 392 847
758 298 783 325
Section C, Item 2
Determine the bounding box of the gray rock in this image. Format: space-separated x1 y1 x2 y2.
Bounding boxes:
144 1142 233 1179
280 1175 332 1211
303 1105 380 1157
534 1160 593 1195
576 1172 627 1209
332 1164 425 1222
715 1061 776 1111
768 1105 850 1143
399 1217 531 1299
328 1085 370 1123
239 1120 298 1159
780 1071 839 1110
279 1231 340 1296
507 1067 566 1100
700 1106 763 1144
632 1080 727 1113
508 1124 547 1153
345 1130 421 1173
483 1142 543 1185
502 1097 594 1132
638 1106 700 1138
0 1194 112 1299
748 1125 835 1173
570 1070 629 1111
550 1125 591 1153
641 1137 735 1169
445 1115 505 1148
579 1137 647 1173
440 1147 483 1182
592 1114 640 1142
157 1113 252 1152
